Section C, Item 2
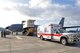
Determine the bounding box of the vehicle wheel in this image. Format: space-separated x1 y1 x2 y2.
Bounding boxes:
61 38 67 45
22 31 25 35
25 32 29 36
40 36 44 40
44 38 47 41
29 33 34 36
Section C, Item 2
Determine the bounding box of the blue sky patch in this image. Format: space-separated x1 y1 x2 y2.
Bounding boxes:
52 0 76 5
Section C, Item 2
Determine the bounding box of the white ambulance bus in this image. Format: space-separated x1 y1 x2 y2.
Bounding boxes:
37 23 80 45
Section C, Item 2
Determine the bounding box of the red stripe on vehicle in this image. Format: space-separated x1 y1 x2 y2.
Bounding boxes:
37 33 61 36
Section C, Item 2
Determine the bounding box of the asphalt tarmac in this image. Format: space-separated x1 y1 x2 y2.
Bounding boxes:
0 35 80 53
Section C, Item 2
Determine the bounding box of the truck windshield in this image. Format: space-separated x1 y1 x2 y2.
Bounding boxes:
58 29 67 33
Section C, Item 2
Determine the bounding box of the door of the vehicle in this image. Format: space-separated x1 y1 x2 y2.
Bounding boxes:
51 29 61 41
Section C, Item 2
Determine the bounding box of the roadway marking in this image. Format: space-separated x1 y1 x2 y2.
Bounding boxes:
15 36 22 40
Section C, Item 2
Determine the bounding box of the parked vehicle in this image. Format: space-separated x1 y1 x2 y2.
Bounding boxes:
37 23 80 45
22 20 36 36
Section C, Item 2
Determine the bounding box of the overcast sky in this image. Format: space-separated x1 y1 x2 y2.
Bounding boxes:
0 0 80 28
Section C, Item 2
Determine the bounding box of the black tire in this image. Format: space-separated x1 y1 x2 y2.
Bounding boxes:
29 33 34 36
40 36 44 40
44 38 47 41
25 32 29 36
22 31 25 35
61 38 67 45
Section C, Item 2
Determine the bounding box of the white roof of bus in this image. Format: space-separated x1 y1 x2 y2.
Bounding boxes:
38 23 62 29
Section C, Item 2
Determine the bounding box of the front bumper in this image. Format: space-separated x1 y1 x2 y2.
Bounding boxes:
68 38 79 44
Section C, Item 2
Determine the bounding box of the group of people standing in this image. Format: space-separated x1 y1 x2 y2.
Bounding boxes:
1 31 6 38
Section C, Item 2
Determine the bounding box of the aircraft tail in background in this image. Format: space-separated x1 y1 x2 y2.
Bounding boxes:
59 17 65 27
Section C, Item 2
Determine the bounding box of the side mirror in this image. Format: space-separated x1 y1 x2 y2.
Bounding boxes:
56 31 59 34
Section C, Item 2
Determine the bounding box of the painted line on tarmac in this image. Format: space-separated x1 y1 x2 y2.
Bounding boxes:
15 36 22 40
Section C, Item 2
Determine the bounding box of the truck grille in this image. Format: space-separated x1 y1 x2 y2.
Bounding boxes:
73 35 77 38
77 36 80 37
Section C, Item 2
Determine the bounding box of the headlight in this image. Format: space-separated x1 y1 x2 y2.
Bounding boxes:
69 35 73 37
